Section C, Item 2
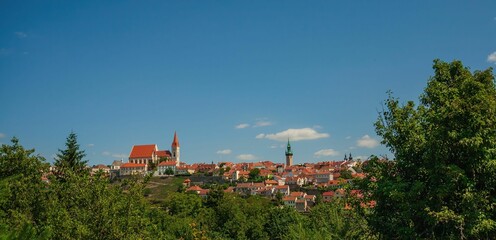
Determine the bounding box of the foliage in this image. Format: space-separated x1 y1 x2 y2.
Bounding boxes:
54 132 88 177
339 169 353 179
1 136 375 239
366 59 496 239
248 168 260 179
165 167 174 176
0 137 49 238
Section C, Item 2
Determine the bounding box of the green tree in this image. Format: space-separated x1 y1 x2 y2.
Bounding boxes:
249 168 260 180
0 137 50 238
339 169 353 179
265 207 302 240
54 132 87 176
367 59 496 238
165 167 174 176
274 191 284 206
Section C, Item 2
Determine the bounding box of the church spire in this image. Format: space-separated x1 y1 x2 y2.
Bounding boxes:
172 131 180 148
285 138 293 167
285 139 293 156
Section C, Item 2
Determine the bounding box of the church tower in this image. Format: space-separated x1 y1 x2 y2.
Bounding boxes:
171 131 180 166
285 139 293 167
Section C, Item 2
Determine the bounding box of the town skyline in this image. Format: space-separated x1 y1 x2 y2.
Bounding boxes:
1 1 496 166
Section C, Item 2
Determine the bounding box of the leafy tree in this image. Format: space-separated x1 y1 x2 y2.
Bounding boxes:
339 169 353 179
265 207 302 240
162 192 203 217
367 59 496 238
0 137 50 237
249 168 260 180
165 167 174 176
204 185 224 208
307 199 375 239
274 191 284 206
54 132 87 176
148 161 157 171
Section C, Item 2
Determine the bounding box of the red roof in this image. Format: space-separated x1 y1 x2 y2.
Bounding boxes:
158 161 176 166
129 145 157 158
290 191 305 197
283 196 297 201
172 132 180 147
187 185 202 191
265 180 278 185
155 150 172 158
121 163 146 168
322 191 335 197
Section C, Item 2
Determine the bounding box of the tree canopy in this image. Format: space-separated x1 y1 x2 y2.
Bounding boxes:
365 59 496 239
54 132 87 176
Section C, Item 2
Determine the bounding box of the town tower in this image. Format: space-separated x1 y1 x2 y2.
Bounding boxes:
171 131 180 166
285 139 293 167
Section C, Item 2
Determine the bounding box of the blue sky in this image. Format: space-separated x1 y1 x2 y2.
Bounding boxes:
1 1 495 166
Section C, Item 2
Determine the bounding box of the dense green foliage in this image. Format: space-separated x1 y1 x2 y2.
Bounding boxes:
0 137 372 240
363 60 496 239
54 132 87 176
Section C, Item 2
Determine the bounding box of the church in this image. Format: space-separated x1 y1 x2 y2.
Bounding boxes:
127 132 180 167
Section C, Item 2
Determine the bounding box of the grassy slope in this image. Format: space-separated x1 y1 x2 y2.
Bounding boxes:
144 176 186 203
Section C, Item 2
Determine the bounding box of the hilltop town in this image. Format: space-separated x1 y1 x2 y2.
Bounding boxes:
83 132 370 212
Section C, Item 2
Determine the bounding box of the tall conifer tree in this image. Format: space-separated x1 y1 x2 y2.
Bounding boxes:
54 131 87 175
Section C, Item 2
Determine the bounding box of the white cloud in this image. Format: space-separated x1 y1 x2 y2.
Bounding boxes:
314 149 340 158
488 51 496 64
312 125 323 129
354 156 368 160
87 143 95 147
254 121 272 127
217 149 232 155
256 128 330 141
103 151 126 158
15 32 27 38
0 133 5 138
112 154 127 158
237 154 257 161
236 123 250 129
357 135 380 148
345 136 352 140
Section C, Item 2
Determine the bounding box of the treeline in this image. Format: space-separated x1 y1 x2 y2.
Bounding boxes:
1 59 496 239
0 136 373 239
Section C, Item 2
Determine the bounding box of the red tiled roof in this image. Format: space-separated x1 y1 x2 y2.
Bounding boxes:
155 150 172 158
283 196 296 201
121 163 146 168
94 164 108 169
158 161 176 166
322 191 335 197
187 185 202 191
129 145 157 158
265 180 278 185
290 192 305 197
